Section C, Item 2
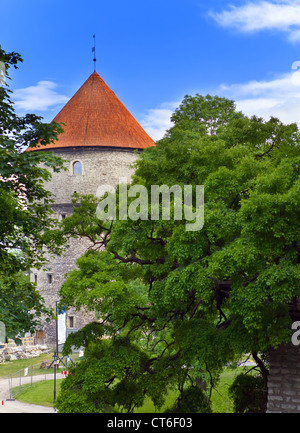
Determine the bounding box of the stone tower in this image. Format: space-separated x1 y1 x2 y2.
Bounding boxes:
27 71 155 347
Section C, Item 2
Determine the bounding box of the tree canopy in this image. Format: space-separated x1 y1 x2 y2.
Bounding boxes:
55 94 300 413
0 47 64 339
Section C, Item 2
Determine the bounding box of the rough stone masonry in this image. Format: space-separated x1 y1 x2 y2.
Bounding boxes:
267 342 300 413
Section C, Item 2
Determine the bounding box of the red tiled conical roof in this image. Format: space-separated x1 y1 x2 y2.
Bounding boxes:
28 71 155 151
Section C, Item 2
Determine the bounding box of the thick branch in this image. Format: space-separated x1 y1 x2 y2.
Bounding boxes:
252 351 269 388
255 142 278 159
112 250 165 266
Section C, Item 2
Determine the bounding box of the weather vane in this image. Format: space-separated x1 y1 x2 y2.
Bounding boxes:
92 34 96 72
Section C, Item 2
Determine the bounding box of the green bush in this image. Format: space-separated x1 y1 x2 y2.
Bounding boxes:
165 386 212 413
228 373 266 413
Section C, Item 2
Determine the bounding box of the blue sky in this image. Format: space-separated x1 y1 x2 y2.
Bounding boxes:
2 0 300 140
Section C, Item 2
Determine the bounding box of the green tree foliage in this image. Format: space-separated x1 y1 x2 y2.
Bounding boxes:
55 94 300 413
0 272 49 341
0 47 65 338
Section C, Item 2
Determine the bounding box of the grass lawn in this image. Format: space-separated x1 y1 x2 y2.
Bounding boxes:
0 352 54 378
211 368 237 413
13 366 248 412
14 380 63 407
0 351 78 379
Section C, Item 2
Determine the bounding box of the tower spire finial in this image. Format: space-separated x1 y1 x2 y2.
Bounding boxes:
92 34 96 72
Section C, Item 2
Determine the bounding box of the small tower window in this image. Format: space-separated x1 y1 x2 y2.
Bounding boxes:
72 161 82 175
68 316 74 328
47 274 53 284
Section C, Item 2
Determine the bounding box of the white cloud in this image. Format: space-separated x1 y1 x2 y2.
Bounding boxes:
142 68 300 139
12 80 174 141
218 68 300 124
13 81 69 112
210 0 300 41
140 102 179 141
13 81 176 141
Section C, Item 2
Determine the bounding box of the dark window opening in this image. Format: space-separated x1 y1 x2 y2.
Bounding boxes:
68 316 74 328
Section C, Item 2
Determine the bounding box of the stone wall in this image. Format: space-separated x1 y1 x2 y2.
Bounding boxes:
32 235 95 346
0 345 50 363
267 342 300 413
33 147 138 347
43 147 138 204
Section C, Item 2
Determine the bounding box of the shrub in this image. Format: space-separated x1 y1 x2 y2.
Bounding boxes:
165 386 212 413
228 373 267 413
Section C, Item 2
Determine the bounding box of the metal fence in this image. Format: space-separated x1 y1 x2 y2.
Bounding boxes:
7 365 35 399
0 357 74 400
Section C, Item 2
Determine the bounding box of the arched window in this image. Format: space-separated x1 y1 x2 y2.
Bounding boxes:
72 161 82 175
